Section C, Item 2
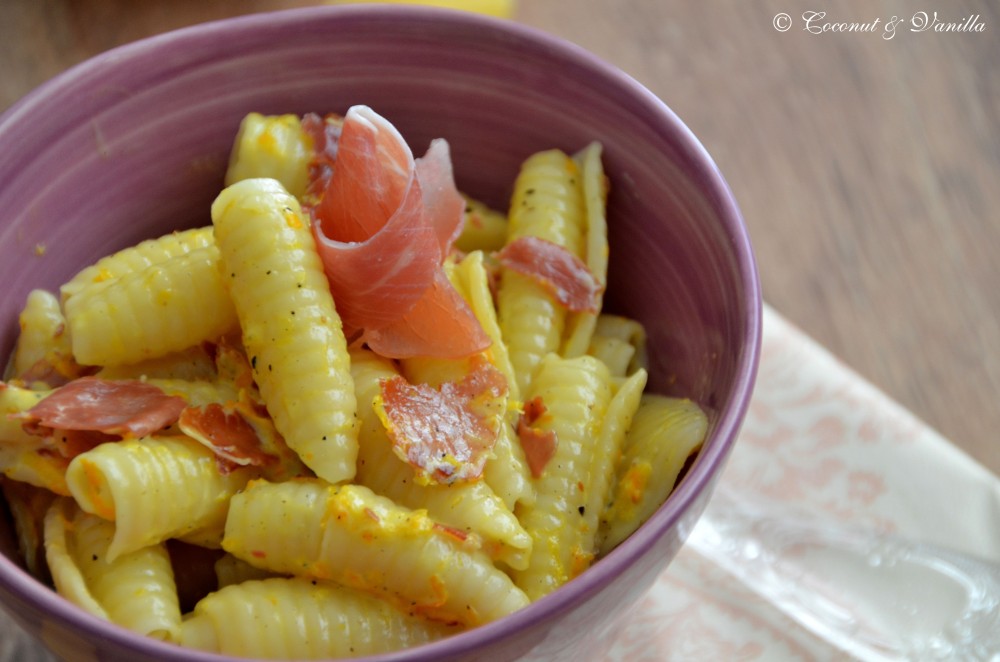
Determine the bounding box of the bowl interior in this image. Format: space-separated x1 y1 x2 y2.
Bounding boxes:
0 6 759 661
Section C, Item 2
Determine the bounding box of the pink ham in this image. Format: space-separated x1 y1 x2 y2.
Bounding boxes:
308 105 489 358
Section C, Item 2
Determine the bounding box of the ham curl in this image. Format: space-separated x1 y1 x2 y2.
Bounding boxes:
309 105 489 359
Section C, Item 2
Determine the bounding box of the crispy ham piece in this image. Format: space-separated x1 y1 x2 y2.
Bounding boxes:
308 104 490 359
497 236 603 313
178 398 309 480
375 358 508 484
516 396 558 478
178 403 277 474
17 377 186 439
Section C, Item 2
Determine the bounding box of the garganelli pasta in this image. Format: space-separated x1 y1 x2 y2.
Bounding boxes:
0 104 709 658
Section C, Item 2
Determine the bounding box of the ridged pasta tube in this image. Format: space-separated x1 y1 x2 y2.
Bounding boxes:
590 314 648 376
454 196 508 254
65 435 255 561
9 289 78 384
60 226 214 301
580 368 647 552
512 354 612 600
44 499 181 641
498 149 586 394
223 479 530 626
445 252 533 508
0 384 68 494
224 113 313 199
95 345 218 382
562 142 609 358
352 348 531 571
64 245 238 366
212 178 358 484
598 395 708 554
181 577 454 659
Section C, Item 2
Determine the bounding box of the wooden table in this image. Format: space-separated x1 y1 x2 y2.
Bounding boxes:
1 1 997 659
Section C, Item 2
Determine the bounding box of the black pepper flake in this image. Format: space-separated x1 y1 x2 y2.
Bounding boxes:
578 506 586 515
92 554 98 561
251 356 257 369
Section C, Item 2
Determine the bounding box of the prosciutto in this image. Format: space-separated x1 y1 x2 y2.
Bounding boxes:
516 396 558 478
309 105 490 358
18 377 186 439
497 235 603 313
376 358 508 484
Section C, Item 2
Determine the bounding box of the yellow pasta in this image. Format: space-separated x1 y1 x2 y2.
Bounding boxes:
0 384 69 494
64 245 238 366
498 149 586 394
8 289 79 385
562 142 610 358
580 368 646 552
352 348 531 571
214 553 281 589
598 395 708 554
224 113 313 199
211 177 358 484
43 498 109 620
94 345 218 382
68 506 181 641
512 353 612 600
181 577 454 659
0 382 48 445
65 435 256 561
223 479 530 626
454 196 508 254
0 444 70 497
60 226 215 302
591 314 648 375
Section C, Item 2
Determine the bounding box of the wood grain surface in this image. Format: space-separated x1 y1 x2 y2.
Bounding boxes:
1 1 997 659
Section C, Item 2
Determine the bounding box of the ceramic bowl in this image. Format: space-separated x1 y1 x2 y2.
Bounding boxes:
0 6 760 661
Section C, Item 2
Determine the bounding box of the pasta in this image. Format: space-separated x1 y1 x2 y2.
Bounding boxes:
64 245 238 366
512 353 612 600
223 479 530 625
44 498 181 640
65 436 256 561
0 106 710 658
497 149 587 394
211 178 358 484
598 395 708 554
8 289 80 385
181 577 454 658
224 113 314 199
351 348 532 570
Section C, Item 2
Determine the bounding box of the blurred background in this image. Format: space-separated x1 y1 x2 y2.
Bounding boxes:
2 0 997 486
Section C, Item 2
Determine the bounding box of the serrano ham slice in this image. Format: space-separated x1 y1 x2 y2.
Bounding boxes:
497 235 603 313
18 377 185 439
309 105 489 358
376 358 508 484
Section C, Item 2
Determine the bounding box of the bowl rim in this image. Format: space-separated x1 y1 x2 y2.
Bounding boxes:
0 4 762 661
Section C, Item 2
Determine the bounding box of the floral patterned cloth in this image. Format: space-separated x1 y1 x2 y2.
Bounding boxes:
598 304 1000 660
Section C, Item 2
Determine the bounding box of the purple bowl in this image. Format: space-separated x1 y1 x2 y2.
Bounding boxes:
0 6 760 661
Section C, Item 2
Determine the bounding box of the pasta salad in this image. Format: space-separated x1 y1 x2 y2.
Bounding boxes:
0 105 707 658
